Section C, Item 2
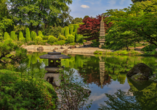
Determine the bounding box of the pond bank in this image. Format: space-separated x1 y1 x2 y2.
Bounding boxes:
21 45 112 55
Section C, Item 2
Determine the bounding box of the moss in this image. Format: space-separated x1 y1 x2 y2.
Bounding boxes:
0 69 57 110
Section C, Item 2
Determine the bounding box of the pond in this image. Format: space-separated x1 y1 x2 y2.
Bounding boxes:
4 52 157 110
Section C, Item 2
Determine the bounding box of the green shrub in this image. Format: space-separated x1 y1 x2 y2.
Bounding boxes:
31 31 37 41
43 26 62 37
61 28 65 35
58 34 66 40
141 44 157 51
74 24 79 33
35 36 43 44
0 69 57 110
67 34 74 43
4 32 10 40
19 31 25 42
91 40 99 47
10 31 17 40
26 28 31 42
48 36 58 43
38 31 44 38
65 26 69 38
53 40 65 45
27 41 36 45
69 25 74 34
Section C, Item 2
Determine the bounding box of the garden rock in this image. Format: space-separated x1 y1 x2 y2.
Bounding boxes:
127 63 153 80
69 46 76 49
53 48 58 51
60 46 64 49
37 47 44 52
83 41 92 47
63 49 68 53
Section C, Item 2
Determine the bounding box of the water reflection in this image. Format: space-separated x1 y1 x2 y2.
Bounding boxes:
3 52 157 110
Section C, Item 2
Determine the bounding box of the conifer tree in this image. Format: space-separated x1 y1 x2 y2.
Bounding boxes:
26 28 31 42
19 31 25 41
4 32 10 40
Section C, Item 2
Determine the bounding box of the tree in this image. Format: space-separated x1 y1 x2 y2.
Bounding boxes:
77 15 112 41
19 31 25 41
11 31 17 40
131 0 151 3
71 17 83 24
4 32 10 40
26 28 31 42
8 0 72 33
0 0 13 33
31 31 36 41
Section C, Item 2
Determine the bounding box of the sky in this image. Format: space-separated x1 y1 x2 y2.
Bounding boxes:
68 0 133 18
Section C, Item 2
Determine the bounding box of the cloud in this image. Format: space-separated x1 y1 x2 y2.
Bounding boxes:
81 5 90 8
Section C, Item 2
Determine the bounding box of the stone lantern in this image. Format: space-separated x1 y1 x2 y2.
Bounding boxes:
99 16 105 48
40 52 70 86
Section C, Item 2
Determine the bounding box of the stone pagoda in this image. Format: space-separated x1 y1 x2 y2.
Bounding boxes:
99 16 105 48
40 52 70 86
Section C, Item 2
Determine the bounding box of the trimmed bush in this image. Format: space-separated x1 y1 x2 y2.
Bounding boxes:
53 40 66 45
74 24 79 33
11 31 17 40
67 34 74 43
31 31 37 41
19 31 25 42
4 32 10 40
26 28 31 42
35 36 42 44
65 26 69 38
38 31 44 38
58 34 66 40
61 28 65 35
69 25 74 34
48 36 58 43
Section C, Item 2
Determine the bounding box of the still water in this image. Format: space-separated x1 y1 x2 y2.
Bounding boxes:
6 52 157 110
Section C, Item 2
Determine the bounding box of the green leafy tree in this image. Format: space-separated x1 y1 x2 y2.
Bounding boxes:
4 32 10 40
48 36 58 43
131 0 151 3
31 31 36 41
10 31 17 40
8 0 72 33
71 17 83 24
19 31 25 41
26 28 31 42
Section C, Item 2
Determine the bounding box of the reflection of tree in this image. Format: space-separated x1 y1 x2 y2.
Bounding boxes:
99 90 142 110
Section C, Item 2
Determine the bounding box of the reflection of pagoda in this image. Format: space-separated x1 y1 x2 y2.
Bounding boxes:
99 56 105 88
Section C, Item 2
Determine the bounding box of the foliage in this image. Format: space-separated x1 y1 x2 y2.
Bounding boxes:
10 31 17 40
0 69 57 110
71 17 83 24
91 40 99 47
43 26 62 37
26 28 31 42
8 0 72 32
65 26 69 38
61 28 65 35
99 90 142 110
0 39 27 70
69 25 74 34
19 31 25 42
67 34 74 43
35 36 43 45
78 15 112 40
53 40 65 45
57 68 92 110
31 31 37 41
141 44 157 51
48 36 58 44
3 32 10 40
76 34 83 43
38 31 44 38
58 34 66 40
131 0 151 3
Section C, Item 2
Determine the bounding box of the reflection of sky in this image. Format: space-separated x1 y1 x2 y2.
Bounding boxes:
72 69 130 110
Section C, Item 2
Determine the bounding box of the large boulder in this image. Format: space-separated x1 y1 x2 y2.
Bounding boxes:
127 63 153 80
37 47 44 52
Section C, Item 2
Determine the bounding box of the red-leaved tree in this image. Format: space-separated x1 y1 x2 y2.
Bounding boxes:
77 15 113 41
